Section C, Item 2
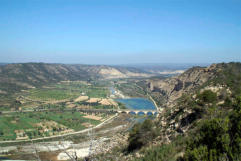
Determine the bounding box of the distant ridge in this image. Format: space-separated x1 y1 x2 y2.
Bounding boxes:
0 63 8 66
0 63 152 94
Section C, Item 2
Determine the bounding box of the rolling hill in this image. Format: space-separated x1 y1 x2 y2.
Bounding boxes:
0 63 151 93
0 63 152 108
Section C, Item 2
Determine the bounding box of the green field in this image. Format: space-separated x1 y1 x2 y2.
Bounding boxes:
37 111 101 130
9 80 119 113
28 89 79 101
55 81 109 98
0 81 113 141
22 81 110 103
0 111 102 141
0 113 40 140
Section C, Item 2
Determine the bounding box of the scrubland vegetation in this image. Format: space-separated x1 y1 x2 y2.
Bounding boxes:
94 63 241 161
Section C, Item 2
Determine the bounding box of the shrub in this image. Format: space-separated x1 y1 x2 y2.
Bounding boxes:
182 96 241 161
197 90 217 103
127 119 158 152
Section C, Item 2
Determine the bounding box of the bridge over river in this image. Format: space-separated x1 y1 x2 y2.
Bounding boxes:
1 108 158 115
77 108 158 115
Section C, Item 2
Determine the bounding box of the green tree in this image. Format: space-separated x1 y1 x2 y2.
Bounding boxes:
198 90 217 104
228 96 241 159
0 129 4 136
183 96 241 161
127 119 158 152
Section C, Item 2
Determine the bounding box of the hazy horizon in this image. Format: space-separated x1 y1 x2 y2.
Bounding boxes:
0 61 212 66
0 0 240 64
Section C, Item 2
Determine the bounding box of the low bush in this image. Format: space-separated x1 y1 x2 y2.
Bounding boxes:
127 119 158 152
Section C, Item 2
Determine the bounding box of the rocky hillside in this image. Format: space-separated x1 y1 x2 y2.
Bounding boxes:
96 66 151 79
0 63 151 94
147 63 238 106
129 62 241 161
96 62 241 161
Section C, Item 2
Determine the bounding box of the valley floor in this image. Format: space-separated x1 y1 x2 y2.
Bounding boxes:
0 113 136 161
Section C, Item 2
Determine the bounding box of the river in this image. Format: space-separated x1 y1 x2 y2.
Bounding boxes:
115 98 156 110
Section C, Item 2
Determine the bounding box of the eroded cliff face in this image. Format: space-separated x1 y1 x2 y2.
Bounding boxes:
148 64 218 106
98 67 152 79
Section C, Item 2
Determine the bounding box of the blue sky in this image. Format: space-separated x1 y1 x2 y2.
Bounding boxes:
0 0 240 64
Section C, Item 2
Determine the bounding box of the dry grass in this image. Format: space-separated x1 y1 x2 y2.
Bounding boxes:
86 98 101 103
74 95 89 102
83 115 102 120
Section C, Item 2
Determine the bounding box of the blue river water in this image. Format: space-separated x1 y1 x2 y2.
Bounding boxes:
115 98 156 110
115 97 157 127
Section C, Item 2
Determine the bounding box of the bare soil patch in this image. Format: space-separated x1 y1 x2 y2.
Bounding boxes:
81 122 94 128
99 98 117 106
86 98 101 103
74 95 89 102
83 115 102 120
